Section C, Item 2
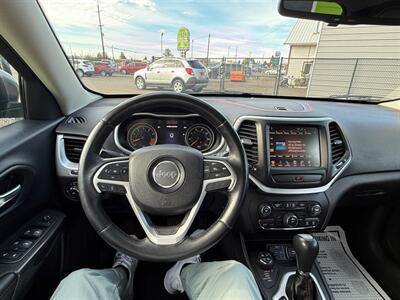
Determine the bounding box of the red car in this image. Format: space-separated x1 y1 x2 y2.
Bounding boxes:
93 61 113 76
119 62 147 75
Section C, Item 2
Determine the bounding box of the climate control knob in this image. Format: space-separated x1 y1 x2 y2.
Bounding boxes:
310 204 322 216
283 213 298 228
258 204 272 218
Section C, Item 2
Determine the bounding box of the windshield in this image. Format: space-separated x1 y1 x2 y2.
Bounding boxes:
39 0 400 102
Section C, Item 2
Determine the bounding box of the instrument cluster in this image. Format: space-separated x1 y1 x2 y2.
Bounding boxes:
115 114 223 154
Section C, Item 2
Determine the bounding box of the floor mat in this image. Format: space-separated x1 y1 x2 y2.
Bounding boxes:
313 226 390 300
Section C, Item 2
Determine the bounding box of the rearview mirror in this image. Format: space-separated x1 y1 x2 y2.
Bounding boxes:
278 0 400 25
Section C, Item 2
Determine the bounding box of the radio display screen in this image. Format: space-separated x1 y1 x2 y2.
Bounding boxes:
269 126 320 168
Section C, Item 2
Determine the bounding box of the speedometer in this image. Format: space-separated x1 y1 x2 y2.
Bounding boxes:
185 124 214 152
127 123 157 150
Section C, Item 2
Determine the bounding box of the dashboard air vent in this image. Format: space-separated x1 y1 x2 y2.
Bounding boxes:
64 137 86 163
274 106 288 111
238 120 258 166
329 122 346 165
66 116 86 124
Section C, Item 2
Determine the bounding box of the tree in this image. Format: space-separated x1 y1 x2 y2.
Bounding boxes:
242 57 250 66
163 49 173 57
96 52 103 59
120 52 126 59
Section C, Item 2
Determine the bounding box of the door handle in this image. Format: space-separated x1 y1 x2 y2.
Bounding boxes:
0 184 21 208
157 71 161 73
171 70 175 73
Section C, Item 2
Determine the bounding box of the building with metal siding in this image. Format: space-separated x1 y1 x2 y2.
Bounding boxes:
286 21 400 100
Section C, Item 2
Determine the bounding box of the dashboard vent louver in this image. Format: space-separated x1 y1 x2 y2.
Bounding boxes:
238 120 258 166
66 116 86 124
64 137 86 163
274 106 288 111
329 122 346 165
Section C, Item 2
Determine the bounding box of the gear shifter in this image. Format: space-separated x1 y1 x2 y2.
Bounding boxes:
286 234 319 300
293 233 319 274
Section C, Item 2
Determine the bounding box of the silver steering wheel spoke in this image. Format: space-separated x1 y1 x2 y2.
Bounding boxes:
92 155 237 246
125 189 208 245
93 158 130 194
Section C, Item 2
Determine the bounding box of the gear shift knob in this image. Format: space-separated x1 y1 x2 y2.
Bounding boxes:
293 234 319 274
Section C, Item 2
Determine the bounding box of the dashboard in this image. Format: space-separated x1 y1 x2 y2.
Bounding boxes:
54 96 400 234
114 113 223 155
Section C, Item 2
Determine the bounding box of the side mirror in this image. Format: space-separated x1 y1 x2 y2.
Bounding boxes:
147 66 152 71
0 69 21 117
0 70 19 103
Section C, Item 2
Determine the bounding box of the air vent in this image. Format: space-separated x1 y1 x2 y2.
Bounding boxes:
238 120 258 166
329 122 346 165
274 106 288 111
64 137 86 163
66 116 86 124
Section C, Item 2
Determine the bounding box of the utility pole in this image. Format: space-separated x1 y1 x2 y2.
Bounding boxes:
227 46 231 58
206 33 210 66
235 46 238 63
111 45 115 60
96 0 106 58
191 39 194 58
161 32 164 57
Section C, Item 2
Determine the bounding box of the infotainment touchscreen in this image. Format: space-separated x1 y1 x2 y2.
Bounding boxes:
269 126 320 168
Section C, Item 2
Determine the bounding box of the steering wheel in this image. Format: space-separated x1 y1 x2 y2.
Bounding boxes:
78 92 248 261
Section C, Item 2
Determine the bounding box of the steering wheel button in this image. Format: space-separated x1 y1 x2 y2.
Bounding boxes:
211 166 219 172
109 184 126 194
109 174 121 180
220 170 231 177
205 180 231 192
98 183 110 192
111 169 120 175
103 168 112 174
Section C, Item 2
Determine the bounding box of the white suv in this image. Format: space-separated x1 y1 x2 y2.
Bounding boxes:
70 59 95 77
134 58 208 93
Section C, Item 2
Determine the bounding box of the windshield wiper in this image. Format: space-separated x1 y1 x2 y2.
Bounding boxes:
191 91 263 97
329 94 384 102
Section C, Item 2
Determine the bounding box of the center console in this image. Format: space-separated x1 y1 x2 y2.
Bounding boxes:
243 234 334 300
235 117 350 232
236 117 350 192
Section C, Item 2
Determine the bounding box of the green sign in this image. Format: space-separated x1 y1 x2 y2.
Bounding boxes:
271 57 280 66
177 27 190 51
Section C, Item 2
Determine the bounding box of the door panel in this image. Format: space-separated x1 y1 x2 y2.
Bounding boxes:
0 119 61 235
0 118 64 299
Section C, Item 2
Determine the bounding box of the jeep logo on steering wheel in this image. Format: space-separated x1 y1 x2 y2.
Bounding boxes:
152 161 182 189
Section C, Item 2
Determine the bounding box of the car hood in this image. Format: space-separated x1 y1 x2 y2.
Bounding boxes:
134 68 147 78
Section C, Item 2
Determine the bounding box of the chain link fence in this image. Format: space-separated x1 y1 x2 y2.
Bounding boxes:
80 56 400 100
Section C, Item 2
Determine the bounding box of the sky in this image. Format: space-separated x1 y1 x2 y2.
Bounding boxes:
40 0 295 60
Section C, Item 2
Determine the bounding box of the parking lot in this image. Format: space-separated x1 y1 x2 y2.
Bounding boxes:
82 73 307 97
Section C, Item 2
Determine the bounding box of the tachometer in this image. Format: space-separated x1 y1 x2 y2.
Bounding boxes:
185 124 214 152
127 123 157 150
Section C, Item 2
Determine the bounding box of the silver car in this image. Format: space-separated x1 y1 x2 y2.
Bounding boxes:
134 58 209 93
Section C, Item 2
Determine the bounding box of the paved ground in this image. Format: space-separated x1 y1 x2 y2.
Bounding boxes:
0 118 20 128
82 73 307 97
